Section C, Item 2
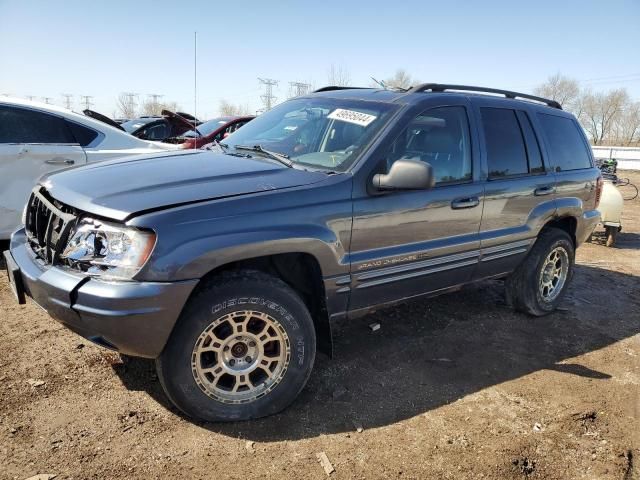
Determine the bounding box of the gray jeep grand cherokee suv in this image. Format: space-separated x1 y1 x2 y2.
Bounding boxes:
4 84 602 421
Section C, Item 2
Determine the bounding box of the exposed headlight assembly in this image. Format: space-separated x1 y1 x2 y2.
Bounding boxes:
61 218 156 280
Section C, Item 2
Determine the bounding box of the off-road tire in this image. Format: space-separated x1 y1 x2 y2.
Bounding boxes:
506 228 575 316
156 270 316 422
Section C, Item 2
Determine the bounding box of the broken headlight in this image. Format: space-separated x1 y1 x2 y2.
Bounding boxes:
61 218 156 280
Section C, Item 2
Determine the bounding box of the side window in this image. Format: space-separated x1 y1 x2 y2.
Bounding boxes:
516 111 544 174
66 121 99 147
0 106 75 144
386 106 472 184
140 123 168 140
537 113 592 171
481 108 528 178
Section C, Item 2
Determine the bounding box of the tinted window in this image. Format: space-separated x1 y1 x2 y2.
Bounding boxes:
537 113 592 171
0 106 75 144
481 108 528 178
67 121 99 146
516 111 544 174
386 106 472 184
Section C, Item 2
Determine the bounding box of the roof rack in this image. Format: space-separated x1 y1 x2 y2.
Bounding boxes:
313 86 369 93
408 83 562 109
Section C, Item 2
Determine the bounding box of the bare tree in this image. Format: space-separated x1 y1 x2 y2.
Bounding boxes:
383 69 417 90
580 88 629 145
613 101 640 146
534 73 581 109
327 64 351 87
140 98 181 116
219 99 250 116
116 93 137 119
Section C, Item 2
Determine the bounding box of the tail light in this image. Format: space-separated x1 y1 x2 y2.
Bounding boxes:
594 176 604 209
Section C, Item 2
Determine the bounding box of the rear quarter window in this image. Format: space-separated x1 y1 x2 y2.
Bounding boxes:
536 113 592 171
66 121 99 147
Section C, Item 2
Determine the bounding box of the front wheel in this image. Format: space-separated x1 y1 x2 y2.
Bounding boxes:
506 229 575 316
156 270 316 422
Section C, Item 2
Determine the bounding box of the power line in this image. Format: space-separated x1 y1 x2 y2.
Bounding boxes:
61 93 73 110
258 77 278 111
289 81 311 98
80 95 93 109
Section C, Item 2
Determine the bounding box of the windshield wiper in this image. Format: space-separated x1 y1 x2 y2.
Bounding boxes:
233 144 293 168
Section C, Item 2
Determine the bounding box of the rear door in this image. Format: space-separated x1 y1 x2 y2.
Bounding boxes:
0 105 86 237
473 100 556 279
533 112 597 209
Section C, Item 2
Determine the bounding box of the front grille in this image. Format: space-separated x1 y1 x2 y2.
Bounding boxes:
25 188 77 264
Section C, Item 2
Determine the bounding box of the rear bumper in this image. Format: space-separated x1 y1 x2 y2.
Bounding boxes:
576 209 601 245
8 229 198 358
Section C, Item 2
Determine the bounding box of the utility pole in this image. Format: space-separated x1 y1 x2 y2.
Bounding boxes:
80 95 93 110
61 93 73 110
258 78 278 111
288 81 311 98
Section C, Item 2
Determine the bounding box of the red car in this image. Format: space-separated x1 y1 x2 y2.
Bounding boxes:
179 115 255 149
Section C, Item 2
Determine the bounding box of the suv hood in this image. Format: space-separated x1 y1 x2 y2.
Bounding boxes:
39 150 328 221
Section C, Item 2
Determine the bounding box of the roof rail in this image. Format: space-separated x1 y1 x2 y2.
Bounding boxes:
313 86 369 93
408 83 562 109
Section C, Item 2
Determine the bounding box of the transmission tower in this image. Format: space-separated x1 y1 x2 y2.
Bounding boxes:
258 78 278 111
147 93 164 114
61 93 73 109
80 95 93 109
25 95 36 101
288 81 311 98
42 97 53 104
121 92 138 116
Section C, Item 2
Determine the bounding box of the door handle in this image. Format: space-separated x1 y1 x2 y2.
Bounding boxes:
534 185 555 196
45 158 75 165
451 196 480 209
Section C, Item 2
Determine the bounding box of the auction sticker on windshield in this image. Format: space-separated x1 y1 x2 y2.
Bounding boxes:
327 109 377 127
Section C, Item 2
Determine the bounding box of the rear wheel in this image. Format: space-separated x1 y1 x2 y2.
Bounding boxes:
156 270 316 422
506 229 575 316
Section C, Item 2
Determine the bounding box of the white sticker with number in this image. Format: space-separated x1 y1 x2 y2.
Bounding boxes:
327 109 377 127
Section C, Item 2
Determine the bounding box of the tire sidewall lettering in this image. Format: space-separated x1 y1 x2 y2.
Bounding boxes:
210 297 304 364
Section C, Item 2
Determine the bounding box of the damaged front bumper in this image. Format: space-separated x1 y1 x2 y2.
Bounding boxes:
6 228 198 358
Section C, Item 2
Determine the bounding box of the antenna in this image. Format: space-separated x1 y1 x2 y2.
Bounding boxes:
371 77 386 89
61 93 73 110
258 78 278 110
194 31 197 133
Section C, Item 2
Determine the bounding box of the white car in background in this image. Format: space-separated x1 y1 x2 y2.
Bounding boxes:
0 97 181 239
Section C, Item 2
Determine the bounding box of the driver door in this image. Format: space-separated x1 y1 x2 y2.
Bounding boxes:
349 102 483 310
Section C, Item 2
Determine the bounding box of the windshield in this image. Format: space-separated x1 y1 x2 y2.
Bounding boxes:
223 97 397 171
181 117 231 138
121 117 159 133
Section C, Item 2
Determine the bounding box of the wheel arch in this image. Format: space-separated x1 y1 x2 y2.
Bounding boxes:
183 251 334 357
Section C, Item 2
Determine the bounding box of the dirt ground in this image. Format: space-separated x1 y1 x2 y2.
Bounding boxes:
1 172 639 480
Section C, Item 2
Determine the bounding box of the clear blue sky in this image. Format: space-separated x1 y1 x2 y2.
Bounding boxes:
1 0 639 118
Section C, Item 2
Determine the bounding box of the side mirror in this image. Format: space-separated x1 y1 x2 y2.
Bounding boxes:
372 159 434 191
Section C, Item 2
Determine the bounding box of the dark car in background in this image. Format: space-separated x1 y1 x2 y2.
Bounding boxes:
179 115 255 149
85 109 201 142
